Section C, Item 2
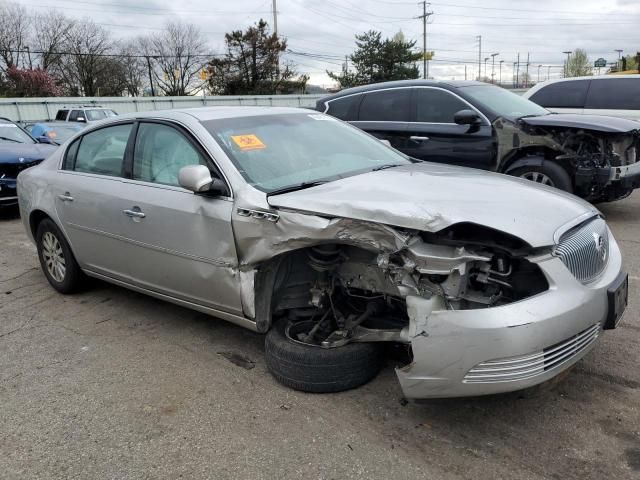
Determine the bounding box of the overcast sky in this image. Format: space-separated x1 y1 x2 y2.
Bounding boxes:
17 0 640 87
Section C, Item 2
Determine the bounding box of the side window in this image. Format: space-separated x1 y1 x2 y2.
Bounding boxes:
133 123 208 187
529 80 590 108
585 79 640 110
68 110 82 121
73 124 133 176
62 137 81 170
415 88 469 123
55 110 68 121
325 95 361 120
359 89 412 122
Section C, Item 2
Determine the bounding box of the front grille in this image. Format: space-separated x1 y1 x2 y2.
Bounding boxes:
463 324 600 384
0 160 42 179
555 217 609 284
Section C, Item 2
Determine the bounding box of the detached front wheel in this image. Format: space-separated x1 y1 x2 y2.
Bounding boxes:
265 319 384 393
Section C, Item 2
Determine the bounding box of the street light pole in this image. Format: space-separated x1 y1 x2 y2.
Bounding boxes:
484 57 489 80
490 52 499 84
563 51 572 77
537 64 542 83
547 65 551 80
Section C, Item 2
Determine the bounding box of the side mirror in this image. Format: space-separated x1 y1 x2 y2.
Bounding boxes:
379 139 392 147
453 109 482 126
179 165 228 196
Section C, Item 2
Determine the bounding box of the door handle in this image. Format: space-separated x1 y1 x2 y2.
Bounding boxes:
58 192 74 202
123 209 146 218
410 136 430 142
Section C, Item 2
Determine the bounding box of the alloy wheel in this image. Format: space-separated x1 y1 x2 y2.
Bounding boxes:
42 231 66 283
520 171 555 186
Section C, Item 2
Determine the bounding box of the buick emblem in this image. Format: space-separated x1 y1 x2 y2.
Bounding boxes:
593 232 607 261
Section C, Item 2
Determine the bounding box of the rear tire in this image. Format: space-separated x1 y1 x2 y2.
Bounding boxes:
36 218 85 294
265 319 384 393
510 162 573 193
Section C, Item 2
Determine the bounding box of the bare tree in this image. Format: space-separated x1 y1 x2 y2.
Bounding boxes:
142 21 207 96
31 11 75 71
118 40 147 96
0 2 30 71
59 20 115 96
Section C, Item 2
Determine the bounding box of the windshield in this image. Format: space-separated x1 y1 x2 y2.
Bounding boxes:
85 109 117 121
459 85 550 120
0 120 36 144
44 125 82 144
202 113 411 193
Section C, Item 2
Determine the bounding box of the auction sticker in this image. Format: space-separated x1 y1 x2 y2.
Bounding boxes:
231 134 266 151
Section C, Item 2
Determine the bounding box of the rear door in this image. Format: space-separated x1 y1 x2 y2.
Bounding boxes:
583 78 640 121
350 88 412 150
54 122 135 278
402 87 495 169
115 121 242 315
527 79 590 114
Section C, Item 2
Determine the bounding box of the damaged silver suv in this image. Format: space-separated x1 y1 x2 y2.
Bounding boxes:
18 107 628 399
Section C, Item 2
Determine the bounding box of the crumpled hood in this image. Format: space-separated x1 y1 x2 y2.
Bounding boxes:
0 143 57 164
268 162 598 248
521 113 640 133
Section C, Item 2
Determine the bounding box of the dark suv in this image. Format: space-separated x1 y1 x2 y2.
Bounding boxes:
317 80 640 202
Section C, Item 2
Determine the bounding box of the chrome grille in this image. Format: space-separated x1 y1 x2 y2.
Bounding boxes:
555 217 609 284
464 324 600 384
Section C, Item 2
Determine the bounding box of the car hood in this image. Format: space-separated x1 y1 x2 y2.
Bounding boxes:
267 162 597 248
520 113 640 133
0 143 57 164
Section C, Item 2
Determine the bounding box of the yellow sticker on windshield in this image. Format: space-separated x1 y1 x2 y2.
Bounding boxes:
231 134 266 151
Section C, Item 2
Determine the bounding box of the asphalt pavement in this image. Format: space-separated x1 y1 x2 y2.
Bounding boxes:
1 193 639 479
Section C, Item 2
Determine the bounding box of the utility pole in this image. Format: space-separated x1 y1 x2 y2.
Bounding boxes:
547 65 551 80
490 52 499 84
146 56 155 97
464 64 467 80
515 53 520 88
344 55 349 73
563 50 572 77
499 60 503 86
417 2 433 79
484 57 489 80
537 64 542 83
273 0 279 79
476 35 482 81
524 52 530 88
614 49 623 71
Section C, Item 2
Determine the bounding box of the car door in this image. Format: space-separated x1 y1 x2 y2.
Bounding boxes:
54 122 135 279
402 87 494 170
583 78 640 121
116 121 243 315
350 88 412 150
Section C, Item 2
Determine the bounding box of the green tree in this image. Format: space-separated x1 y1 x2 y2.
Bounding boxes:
207 20 307 95
566 48 592 77
328 30 422 88
620 54 639 72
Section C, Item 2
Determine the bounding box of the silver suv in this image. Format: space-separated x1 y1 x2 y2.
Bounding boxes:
55 106 118 123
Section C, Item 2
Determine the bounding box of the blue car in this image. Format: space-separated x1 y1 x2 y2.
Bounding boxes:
0 118 57 208
26 122 86 146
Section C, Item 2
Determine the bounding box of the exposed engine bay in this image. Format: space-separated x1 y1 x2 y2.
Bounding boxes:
496 117 640 202
265 226 548 349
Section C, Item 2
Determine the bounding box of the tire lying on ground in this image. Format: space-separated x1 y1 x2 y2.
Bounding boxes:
265 319 384 393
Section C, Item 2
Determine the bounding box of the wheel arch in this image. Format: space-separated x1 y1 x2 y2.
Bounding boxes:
500 147 572 176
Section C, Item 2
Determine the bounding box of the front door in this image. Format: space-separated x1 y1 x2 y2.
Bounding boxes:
117 121 242 315
402 88 495 170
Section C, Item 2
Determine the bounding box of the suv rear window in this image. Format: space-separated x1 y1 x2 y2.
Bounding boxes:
358 89 412 122
55 110 68 121
585 78 640 110
529 80 590 108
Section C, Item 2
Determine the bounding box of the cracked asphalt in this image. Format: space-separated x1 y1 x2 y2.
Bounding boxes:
1 193 639 480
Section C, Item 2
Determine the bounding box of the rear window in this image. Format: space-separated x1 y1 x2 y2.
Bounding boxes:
529 80 590 108
585 78 640 110
324 95 361 120
55 110 68 121
358 89 412 122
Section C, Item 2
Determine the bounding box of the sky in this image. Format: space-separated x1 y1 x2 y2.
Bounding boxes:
16 0 640 88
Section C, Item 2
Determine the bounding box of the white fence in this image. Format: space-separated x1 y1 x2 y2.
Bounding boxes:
0 94 325 122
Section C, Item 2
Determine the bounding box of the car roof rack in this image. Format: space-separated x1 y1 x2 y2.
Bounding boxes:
59 105 105 109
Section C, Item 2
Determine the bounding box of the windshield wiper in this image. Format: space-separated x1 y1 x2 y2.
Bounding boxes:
371 164 402 171
267 180 329 196
0 136 22 143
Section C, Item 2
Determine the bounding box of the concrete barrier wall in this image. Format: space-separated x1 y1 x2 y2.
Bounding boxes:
0 94 325 122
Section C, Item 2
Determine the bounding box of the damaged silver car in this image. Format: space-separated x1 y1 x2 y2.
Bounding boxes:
18 107 628 399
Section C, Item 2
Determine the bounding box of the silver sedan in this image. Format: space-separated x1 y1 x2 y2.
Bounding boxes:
17 107 628 399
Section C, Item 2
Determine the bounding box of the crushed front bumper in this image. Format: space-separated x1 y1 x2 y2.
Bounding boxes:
396 230 623 399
